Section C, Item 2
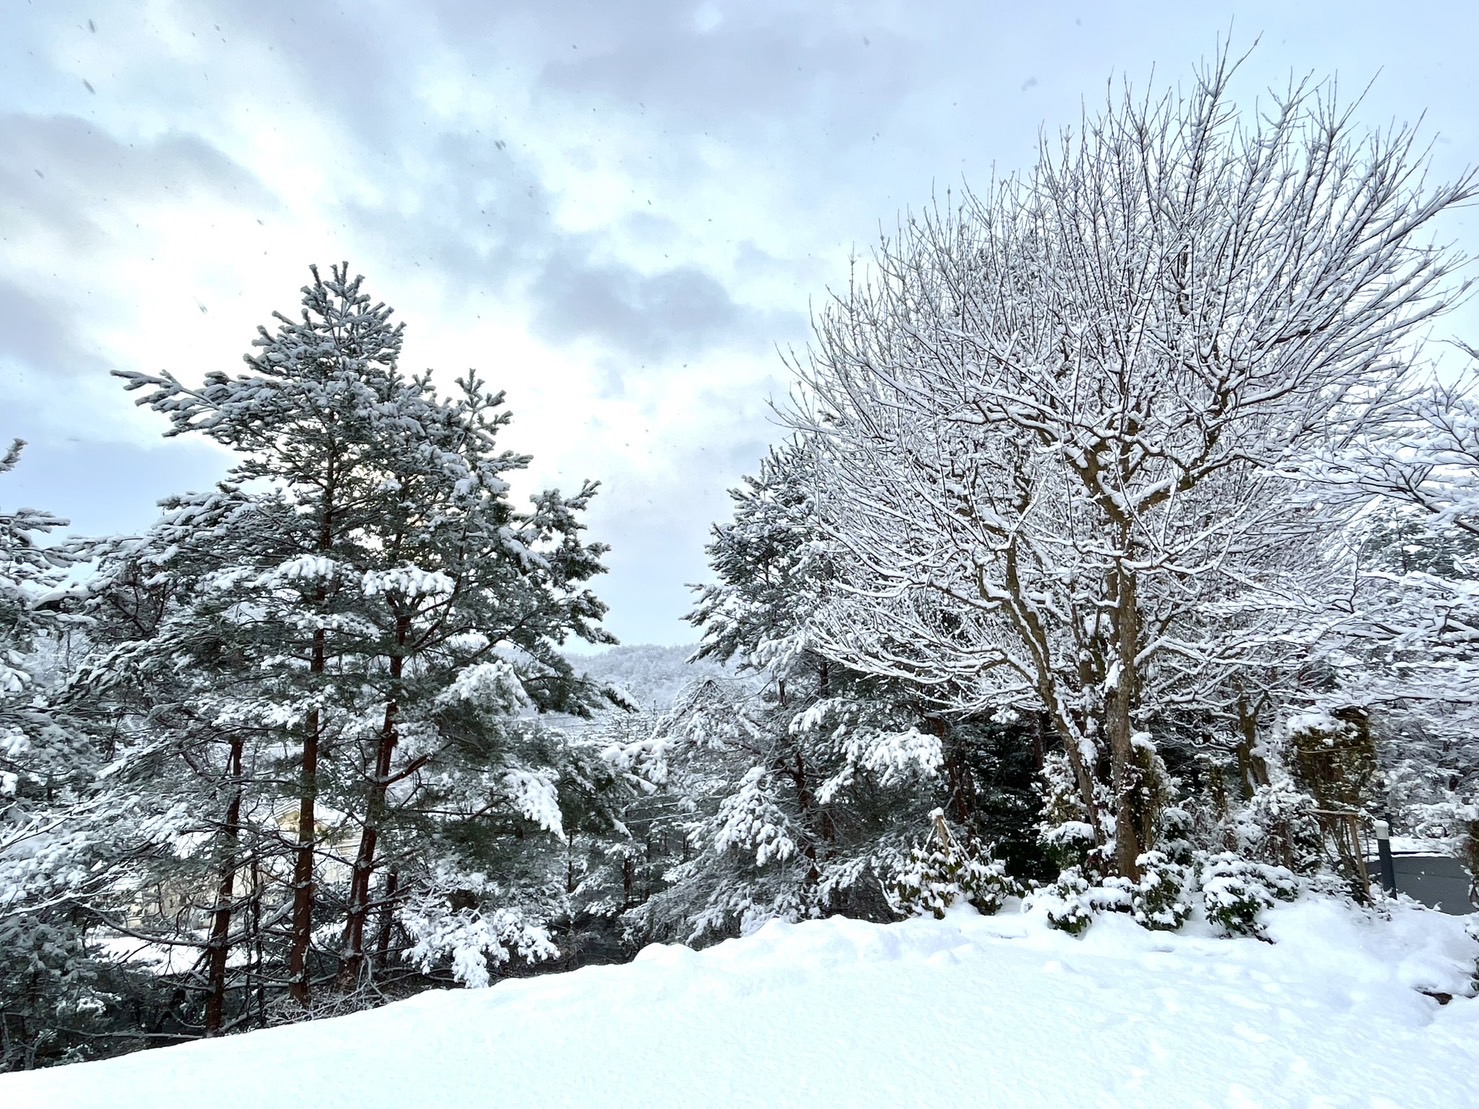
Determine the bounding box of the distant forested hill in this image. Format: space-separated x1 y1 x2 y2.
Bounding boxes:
567 643 739 714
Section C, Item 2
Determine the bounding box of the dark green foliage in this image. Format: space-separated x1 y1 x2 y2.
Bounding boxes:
1242 778 1325 876
1155 806 1198 867
1287 711 1379 818
1128 851 1191 931
1038 870 1096 936
893 810 1017 919
946 716 1054 885
1037 752 1099 874
1200 853 1298 938
635 439 1048 944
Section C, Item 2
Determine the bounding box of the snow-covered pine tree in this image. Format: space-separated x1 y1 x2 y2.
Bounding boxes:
111 264 614 1012
622 440 1036 944
117 265 417 1008
0 441 105 1068
72 505 302 1037
0 441 82 822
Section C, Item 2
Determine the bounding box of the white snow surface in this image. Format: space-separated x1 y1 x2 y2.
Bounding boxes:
4 896 1477 1108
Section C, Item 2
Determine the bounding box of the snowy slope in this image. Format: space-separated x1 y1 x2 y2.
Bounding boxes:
570 642 737 713
3 897 1476 1108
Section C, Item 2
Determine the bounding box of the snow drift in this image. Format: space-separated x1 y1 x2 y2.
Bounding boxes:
3 897 1476 1108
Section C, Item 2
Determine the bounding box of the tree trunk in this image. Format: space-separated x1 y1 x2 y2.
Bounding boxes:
372 868 400 973
288 694 321 1008
251 856 267 1028
936 718 974 826
337 823 379 991
785 749 822 884
1234 697 1271 800
1044 693 1103 859
339 616 408 990
290 466 336 1009
1107 565 1145 880
204 733 246 1035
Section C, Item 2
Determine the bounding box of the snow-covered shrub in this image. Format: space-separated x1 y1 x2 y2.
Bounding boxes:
1030 868 1137 935
893 809 1015 919
1282 709 1382 894
1155 806 1198 867
1037 753 1099 872
1034 869 1096 935
1285 709 1380 815
1200 852 1298 937
1239 778 1324 875
1032 853 1192 936
1131 851 1193 931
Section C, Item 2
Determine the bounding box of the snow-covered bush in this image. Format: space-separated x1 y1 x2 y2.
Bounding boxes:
1033 869 1096 935
1031 852 1192 936
1030 868 1143 935
1130 851 1192 931
1238 778 1324 875
1036 753 1100 873
1032 751 1194 934
892 810 1015 919
1155 805 1198 867
1285 710 1379 814
1200 853 1299 937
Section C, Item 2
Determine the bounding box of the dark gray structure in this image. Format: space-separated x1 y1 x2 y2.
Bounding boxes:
1367 823 1475 915
1388 854 1477 916
1368 851 1477 915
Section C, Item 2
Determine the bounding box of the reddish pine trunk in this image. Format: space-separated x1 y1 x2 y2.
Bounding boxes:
339 617 408 990
372 868 400 973
290 468 336 1009
288 696 321 1008
204 734 246 1035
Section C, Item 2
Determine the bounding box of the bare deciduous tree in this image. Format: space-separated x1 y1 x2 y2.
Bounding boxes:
788 52 1476 878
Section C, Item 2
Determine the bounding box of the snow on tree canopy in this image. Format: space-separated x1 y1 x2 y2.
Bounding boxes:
440 660 530 714
64 262 617 1024
360 565 456 599
783 49 1478 880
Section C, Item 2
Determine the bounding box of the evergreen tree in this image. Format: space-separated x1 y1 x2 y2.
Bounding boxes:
622 440 1038 944
105 264 614 1012
0 442 104 1068
0 440 82 824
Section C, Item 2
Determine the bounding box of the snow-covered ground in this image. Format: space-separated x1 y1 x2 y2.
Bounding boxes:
1384 836 1458 856
4 897 1476 1108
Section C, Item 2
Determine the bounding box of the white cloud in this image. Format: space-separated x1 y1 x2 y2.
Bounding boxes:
4 0 1478 644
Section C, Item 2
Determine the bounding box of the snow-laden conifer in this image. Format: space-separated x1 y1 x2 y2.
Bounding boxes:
627 441 1039 944
0 442 103 1068
96 264 613 1017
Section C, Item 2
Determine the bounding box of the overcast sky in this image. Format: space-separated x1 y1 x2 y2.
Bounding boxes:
3 0 1477 648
